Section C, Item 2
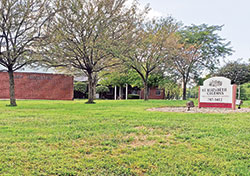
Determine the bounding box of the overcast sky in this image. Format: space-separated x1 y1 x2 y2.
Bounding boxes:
139 0 250 63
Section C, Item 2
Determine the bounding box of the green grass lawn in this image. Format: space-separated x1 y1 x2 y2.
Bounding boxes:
0 100 249 175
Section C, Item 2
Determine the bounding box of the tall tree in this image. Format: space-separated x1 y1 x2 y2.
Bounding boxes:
216 60 250 85
168 24 233 100
159 79 182 100
0 0 54 106
121 17 178 100
41 0 146 104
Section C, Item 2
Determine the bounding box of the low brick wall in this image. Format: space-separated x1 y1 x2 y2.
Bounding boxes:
0 72 73 100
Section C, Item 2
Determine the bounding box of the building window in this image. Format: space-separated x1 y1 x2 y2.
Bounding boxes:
156 89 161 96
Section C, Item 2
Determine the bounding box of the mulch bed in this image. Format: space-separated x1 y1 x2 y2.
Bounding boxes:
148 107 250 114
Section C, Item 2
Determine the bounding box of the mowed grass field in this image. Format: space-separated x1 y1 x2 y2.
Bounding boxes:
0 100 249 175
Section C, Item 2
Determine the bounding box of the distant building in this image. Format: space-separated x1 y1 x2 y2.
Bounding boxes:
100 85 141 100
74 75 88 82
0 72 74 100
74 76 166 100
140 87 165 100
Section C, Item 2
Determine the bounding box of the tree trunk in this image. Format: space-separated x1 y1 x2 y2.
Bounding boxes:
8 70 17 106
87 73 95 104
144 81 149 101
182 79 187 100
93 83 96 100
93 74 98 100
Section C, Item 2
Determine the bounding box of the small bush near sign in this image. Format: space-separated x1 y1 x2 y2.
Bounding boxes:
239 83 250 100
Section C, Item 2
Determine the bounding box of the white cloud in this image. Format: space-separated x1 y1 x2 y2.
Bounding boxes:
147 8 163 19
125 0 163 19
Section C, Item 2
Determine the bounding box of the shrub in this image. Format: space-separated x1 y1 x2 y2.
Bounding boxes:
128 94 140 99
239 82 250 100
74 82 87 93
96 86 109 93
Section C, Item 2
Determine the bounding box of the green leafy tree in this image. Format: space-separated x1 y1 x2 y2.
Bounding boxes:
100 68 144 87
239 83 250 100
168 24 233 100
121 17 179 100
158 77 182 99
187 86 199 99
0 0 54 106
74 82 87 94
96 85 109 99
99 68 141 99
96 85 109 94
216 60 250 85
100 71 129 88
147 73 165 88
100 69 166 97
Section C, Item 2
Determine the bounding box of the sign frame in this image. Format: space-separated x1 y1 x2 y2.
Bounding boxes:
198 77 237 110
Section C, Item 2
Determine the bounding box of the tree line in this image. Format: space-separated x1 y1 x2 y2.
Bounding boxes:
0 0 235 106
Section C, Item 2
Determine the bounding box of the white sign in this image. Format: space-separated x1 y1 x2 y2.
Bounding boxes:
200 77 233 103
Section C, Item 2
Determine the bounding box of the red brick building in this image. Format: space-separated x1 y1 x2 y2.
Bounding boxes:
140 87 165 99
0 72 73 100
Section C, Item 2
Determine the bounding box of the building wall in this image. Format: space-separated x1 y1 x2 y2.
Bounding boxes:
140 87 165 99
0 72 73 100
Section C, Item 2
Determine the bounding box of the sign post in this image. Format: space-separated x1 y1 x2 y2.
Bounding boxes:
199 77 237 110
